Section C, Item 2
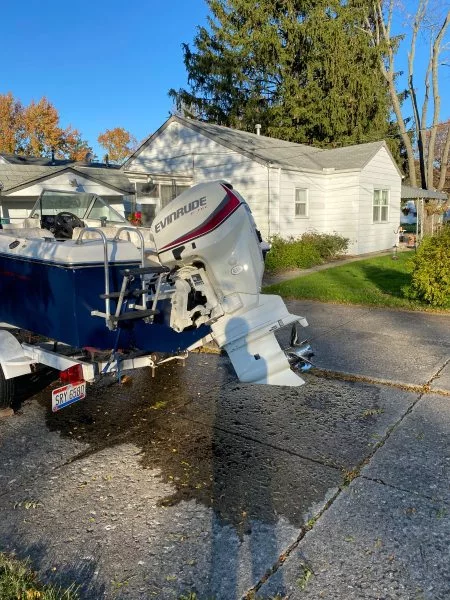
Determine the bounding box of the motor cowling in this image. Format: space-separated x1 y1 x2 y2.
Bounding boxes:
152 181 264 300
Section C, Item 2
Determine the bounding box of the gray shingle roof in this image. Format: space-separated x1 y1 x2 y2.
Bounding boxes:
0 164 133 194
0 153 72 166
0 165 65 192
175 118 324 171
0 153 122 169
313 141 387 170
124 116 396 174
75 166 133 193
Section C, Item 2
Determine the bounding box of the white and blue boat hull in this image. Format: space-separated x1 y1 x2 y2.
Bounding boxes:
0 236 209 352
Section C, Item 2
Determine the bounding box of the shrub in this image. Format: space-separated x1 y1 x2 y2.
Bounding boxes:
265 232 349 272
405 225 450 307
301 231 349 260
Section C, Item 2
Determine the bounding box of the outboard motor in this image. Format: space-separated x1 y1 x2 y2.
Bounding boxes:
152 181 310 386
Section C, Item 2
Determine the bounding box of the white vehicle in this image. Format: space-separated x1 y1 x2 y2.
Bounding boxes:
0 181 312 411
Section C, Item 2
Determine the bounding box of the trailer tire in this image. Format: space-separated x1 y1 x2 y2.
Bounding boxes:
0 364 14 409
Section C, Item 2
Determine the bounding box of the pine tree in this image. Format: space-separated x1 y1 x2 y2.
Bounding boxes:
169 0 392 147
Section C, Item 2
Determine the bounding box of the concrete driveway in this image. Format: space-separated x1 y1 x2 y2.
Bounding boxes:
0 302 449 599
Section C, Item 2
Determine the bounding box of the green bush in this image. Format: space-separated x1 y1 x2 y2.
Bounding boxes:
301 231 349 260
265 232 349 272
405 225 450 307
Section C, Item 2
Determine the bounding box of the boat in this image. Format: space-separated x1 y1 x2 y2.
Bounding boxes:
0 181 313 402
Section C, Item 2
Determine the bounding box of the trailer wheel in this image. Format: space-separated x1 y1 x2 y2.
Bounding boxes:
0 364 14 409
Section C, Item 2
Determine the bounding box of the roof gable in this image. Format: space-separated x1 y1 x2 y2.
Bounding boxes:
0 164 133 195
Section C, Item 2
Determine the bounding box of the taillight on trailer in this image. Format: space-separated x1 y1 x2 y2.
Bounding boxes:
60 364 84 384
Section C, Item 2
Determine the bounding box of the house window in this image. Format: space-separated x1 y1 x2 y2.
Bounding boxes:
373 189 389 223
295 188 309 217
160 183 190 208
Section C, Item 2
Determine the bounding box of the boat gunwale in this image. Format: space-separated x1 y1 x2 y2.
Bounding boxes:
0 251 141 269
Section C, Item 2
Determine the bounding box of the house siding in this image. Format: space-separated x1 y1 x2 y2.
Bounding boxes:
358 147 401 254
324 171 360 253
277 169 327 237
126 121 272 236
1 197 36 222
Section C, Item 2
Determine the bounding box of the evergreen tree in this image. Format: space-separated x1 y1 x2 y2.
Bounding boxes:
170 0 392 147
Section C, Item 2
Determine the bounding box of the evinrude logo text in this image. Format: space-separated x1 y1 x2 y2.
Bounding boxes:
155 197 207 233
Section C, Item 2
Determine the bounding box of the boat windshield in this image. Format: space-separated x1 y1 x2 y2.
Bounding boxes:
30 190 127 223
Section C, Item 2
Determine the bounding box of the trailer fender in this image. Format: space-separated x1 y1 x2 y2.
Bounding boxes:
0 330 33 379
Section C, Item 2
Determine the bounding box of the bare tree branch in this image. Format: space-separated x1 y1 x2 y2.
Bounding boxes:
372 0 418 185
426 10 450 187
409 0 429 188
437 122 450 190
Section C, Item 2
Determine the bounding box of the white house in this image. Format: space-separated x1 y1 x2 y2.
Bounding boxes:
0 156 134 224
123 116 402 254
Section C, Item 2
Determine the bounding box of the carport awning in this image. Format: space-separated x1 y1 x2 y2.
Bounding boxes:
401 185 447 200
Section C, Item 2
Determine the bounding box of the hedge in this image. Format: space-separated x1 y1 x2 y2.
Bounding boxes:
264 232 349 272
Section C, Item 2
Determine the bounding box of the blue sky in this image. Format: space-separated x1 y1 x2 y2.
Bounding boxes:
2 0 449 158
2 0 209 157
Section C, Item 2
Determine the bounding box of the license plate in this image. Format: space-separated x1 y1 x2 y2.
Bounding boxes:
52 381 86 412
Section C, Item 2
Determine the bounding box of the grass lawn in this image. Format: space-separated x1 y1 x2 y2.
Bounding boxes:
0 552 79 599
264 250 450 312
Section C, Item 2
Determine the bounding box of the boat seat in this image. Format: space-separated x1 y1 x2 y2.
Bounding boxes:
0 228 55 239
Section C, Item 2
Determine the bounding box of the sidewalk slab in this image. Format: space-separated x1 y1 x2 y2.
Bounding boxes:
258 478 450 600
0 399 87 495
306 332 446 386
363 393 450 503
284 300 450 345
1 305 448 599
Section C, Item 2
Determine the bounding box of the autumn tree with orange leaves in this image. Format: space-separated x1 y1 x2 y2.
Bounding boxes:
0 93 25 153
97 127 137 163
0 92 91 160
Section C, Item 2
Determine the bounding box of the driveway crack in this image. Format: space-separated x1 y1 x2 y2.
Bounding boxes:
175 413 343 472
360 474 450 506
242 356 450 598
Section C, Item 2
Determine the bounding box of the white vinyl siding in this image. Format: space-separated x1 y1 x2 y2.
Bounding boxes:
323 171 360 253
295 188 308 217
126 121 272 235
358 147 401 254
373 189 389 223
